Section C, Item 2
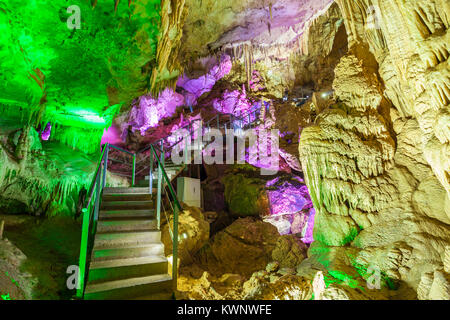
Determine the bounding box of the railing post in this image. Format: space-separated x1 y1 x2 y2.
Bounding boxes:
132 153 136 187
184 133 189 165
102 144 109 189
93 173 101 231
172 205 179 291
76 207 90 299
149 150 153 195
161 140 165 167
156 141 164 230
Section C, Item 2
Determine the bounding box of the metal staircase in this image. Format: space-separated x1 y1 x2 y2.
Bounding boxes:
76 103 266 300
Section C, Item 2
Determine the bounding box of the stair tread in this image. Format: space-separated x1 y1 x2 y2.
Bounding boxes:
93 242 164 251
100 209 154 215
103 187 149 194
102 201 153 205
85 274 172 294
90 255 167 269
95 230 160 239
98 219 155 226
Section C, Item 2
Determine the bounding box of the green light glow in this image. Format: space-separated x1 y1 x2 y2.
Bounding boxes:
0 0 161 153
1 293 12 300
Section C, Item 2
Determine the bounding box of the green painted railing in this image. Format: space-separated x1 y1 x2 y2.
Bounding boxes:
150 144 182 288
76 144 109 299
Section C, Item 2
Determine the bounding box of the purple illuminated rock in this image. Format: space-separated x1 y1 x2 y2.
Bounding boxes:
101 125 122 145
264 177 315 241
41 122 51 141
212 86 253 116
124 87 185 136
177 55 232 106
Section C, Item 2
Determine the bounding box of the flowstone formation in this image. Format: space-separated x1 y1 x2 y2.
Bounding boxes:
298 0 450 299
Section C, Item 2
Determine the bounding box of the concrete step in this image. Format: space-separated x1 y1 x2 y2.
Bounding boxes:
101 200 153 211
99 209 155 220
132 291 174 300
84 274 172 300
102 193 152 202
97 219 157 233
92 243 165 262
93 230 161 249
103 187 149 194
87 256 168 283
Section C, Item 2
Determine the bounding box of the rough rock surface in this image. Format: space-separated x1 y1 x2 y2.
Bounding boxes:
196 217 280 277
0 237 36 300
298 0 450 299
161 203 210 266
271 235 308 269
222 173 270 217
242 271 313 300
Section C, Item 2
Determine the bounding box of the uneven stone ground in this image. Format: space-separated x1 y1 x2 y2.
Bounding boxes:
0 214 81 300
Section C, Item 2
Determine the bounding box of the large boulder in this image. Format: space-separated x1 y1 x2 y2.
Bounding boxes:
272 235 308 269
161 203 210 266
242 271 313 300
197 217 280 277
222 173 270 217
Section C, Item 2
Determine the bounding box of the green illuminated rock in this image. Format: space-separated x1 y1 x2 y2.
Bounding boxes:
0 0 161 153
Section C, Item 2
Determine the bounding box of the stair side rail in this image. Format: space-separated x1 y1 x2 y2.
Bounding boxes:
150 144 182 291
76 143 109 298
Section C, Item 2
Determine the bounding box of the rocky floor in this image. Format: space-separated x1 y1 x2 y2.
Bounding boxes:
0 214 81 299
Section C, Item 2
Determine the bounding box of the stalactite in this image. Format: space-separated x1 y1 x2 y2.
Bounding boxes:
150 0 188 96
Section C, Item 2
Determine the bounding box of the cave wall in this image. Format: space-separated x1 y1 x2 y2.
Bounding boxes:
298 0 450 296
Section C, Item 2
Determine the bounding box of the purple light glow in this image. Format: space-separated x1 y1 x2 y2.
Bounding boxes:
177 55 232 106
212 85 254 117
41 122 51 141
249 70 265 92
268 181 309 216
124 87 185 137
264 178 315 242
167 113 202 148
101 125 123 146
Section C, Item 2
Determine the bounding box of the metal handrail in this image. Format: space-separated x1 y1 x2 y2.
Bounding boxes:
150 145 182 212
77 144 109 299
83 146 107 209
149 144 181 288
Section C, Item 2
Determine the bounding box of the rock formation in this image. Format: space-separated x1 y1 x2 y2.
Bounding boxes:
298 0 450 299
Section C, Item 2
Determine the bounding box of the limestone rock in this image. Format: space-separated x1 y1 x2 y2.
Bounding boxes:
272 235 308 269
418 270 450 300
196 217 280 277
266 261 280 273
222 174 270 217
243 272 313 300
413 174 450 224
161 203 210 266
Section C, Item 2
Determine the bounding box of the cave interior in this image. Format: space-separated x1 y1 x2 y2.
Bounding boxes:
0 0 449 301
